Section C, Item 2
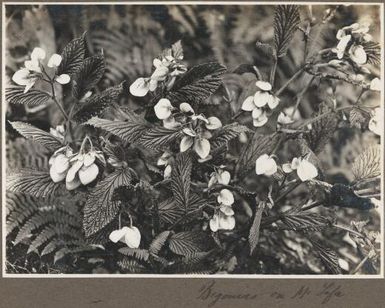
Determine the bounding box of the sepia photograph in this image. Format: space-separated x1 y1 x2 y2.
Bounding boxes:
3 2 383 276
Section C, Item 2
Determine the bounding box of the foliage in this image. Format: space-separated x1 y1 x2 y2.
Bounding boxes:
5 4 381 275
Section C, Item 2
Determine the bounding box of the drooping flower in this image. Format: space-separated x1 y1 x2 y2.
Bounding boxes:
129 77 152 97
277 111 294 125
255 154 277 176
157 151 173 178
109 226 141 248
49 146 73 183
208 168 231 188
332 34 352 59
349 44 367 65
253 81 280 109
282 157 318 181
154 98 174 120
180 127 212 159
370 78 381 91
368 107 382 136
179 102 194 114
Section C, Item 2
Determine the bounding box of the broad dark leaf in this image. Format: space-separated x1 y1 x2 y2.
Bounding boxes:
169 231 210 256
73 82 126 122
327 183 375 210
57 32 87 76
83 168 135 237
248 201 265 256
72 55 105 99
273 5 301 57
138 126 183 150
171 152 192 211
236 132 280 176
85 117 149 144
211 123 251 150
9 121 63 152
304 103 339 154
362 41 381 65
7 169 63 198
6 86 51 106
167 62 226 105
308 238 341 274
158 198 185 225
282 209 334 232
352 145 381 181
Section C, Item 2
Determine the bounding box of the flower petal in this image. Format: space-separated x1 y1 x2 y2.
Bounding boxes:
254 91 270 107
209 214 220 232
255 154 269 175
297 160 318 181
217 170 231 185
282 163 293 173
267 95 280 109
47 54 62 68
335 34 351 59
205 117 222 130
180 136 194 152
31 47 46 61
349 44 367 65
220 205 234 216
23 79 37 93
154 98 173 120
151 66 169 81
129 77 150 97
217 188 234 206
53 154 70 174
124 226 141 248
182 127 197 137
49 166 66 183
163 116 180 129
253 112 268 127
219 214 235 230
277 112 293 124
264 158 278 176
78 163 99 185
164 165 172 178
55 74 70 84
255 80 272 91
109 228 127 243
241 96 255 111
12 68 31 86
179 102 194 113
251 107 263 119
24 59 41 72
370 78 381 91
66 176 82 191
66 160 83 183
194 138 210 159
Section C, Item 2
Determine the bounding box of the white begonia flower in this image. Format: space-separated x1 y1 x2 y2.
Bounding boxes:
349 44 367 65
12 68 38 93
217 189 234 206
31 47 46 61
296 159 318 182
253 110 268 127
282 157 318 181
164 165 172 178
255 80 272 91
369 107 382 136
78 163 99 185
370 78 381 91
208 169 231 188
55 74 71 84
209 212 235 232
255 154 277 176
47 54 62 68
157 152 173 178
24 59 41 73
254 81 280 109
205 117 222 130
180 102 194 114
163 116 180 129
109 226 141 248
194 138 210 159
129 77 151 97
180 127 211 159
219 204 234 216
154 98 173 120
151 65 169 81
333 34 351 59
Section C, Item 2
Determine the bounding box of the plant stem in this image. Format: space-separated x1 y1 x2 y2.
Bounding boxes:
298 105 352 129
301 200 324 211
49 81 69 121
275 180 302 204
270 56 278 87
333 224 365 239
275 65 306 96
351 254 370 275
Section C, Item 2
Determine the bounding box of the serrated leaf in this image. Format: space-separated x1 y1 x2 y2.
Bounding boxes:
304 103 339 154
282 209 333 232
85 117 149 144
349 108 370 129
308 238 341 274
352 145 381 181
118 248 149 262
58 33 87 76
138 126 183 150
73 82 126 122
169 231 209 256
249 201 265 256
167 62 226 105
362 41 381 65
149 231 171 255
273 5 301 57
158 198 185 225
72 55 105 99
6 169 63 198
9 121 63 152
211 123 250 150
236 132 280 176
83 168 135 237
6 86 51 106
171 152 192 211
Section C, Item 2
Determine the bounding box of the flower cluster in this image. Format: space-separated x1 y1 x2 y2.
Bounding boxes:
208 167 231 188
282 157 318 182
12 47 70 93
129 53 187 97
153 99 222 160
109 225 141 248
332 23 372 65
209 189 235 232
241 81 280 127
49 136 105 190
